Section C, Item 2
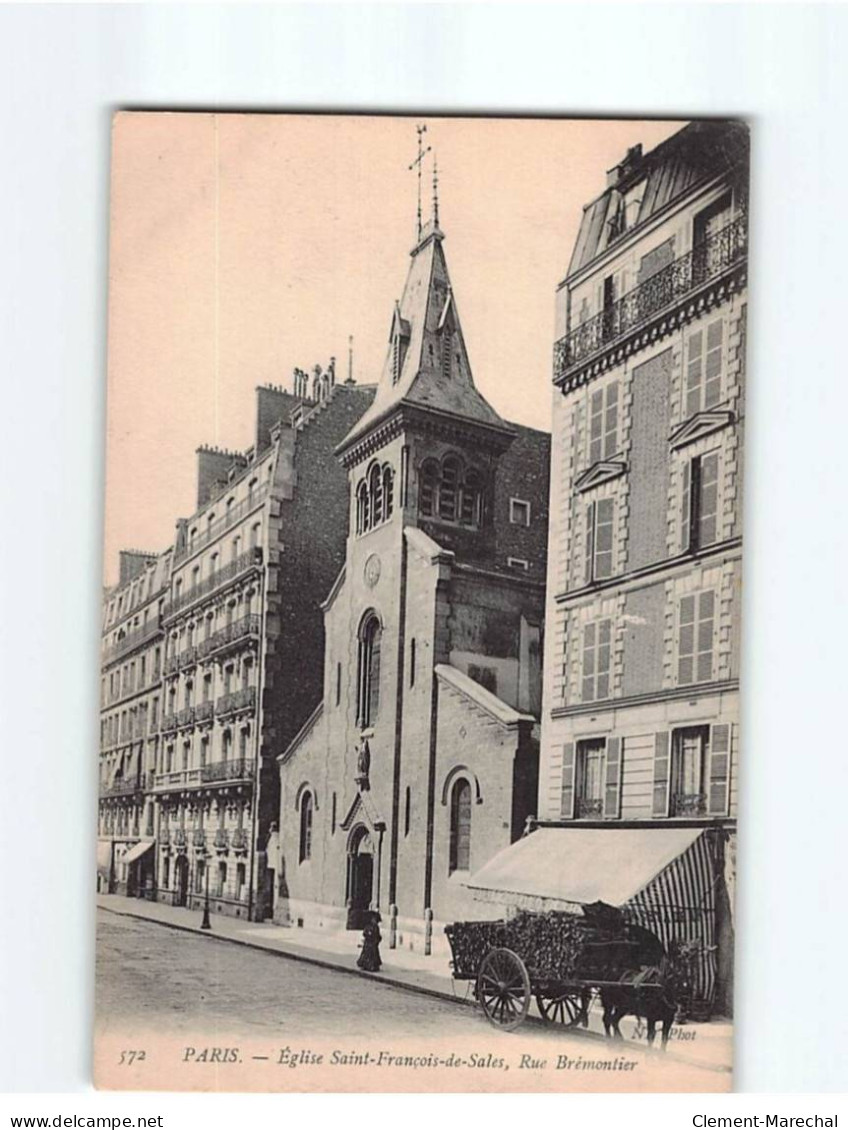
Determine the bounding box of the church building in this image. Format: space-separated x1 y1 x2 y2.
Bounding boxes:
272 201 551 954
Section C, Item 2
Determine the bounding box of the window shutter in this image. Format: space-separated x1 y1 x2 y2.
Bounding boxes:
584 502 595 584
561 742 576 818
681 461 691 553
686 330 703 417
604 382 619 459
704 319 724 408
708 724 731 815
652 731 671 816
589 389 604 464
604 736 622 818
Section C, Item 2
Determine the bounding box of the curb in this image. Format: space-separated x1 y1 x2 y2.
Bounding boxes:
98 901 729 1074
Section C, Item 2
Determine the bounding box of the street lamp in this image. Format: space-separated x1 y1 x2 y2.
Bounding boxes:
201 849 212 931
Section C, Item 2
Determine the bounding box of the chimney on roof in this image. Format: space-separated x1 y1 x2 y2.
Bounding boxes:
606 142 643 189
118 550 154 586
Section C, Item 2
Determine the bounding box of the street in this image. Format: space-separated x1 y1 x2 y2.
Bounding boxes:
94 910 729 1091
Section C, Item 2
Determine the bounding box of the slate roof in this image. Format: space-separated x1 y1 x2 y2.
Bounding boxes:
340 220 510 451
567 120 749 279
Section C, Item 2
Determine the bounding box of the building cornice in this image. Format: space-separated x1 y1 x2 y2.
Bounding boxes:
549 678 739 720
554 536 742 606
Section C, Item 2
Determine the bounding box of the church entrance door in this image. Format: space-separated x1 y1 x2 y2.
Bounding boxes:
346 826 374 930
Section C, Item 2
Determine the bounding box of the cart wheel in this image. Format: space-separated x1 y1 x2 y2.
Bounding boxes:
476 947 531 1031
535 990 588 1028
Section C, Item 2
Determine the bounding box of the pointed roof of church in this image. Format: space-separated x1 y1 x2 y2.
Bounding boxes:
338 220 512 455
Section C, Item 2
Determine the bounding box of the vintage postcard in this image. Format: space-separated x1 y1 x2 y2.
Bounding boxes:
95 112 747 1092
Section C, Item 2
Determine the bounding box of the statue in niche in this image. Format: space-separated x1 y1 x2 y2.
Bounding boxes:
355 737 371 791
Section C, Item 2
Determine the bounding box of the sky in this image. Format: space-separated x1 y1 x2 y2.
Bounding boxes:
103 113 683 585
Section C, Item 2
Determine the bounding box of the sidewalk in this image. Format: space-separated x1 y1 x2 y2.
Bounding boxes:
97 894 731 1075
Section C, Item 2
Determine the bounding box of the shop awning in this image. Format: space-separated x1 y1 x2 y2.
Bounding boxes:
465 826 705 907
465 825 719 1003
122 840 154 866
96 839 113 876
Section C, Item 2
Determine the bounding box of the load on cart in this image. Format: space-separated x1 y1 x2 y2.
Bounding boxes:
445 901 698 1048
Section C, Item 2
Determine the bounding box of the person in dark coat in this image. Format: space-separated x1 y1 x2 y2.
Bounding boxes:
357 911 382 972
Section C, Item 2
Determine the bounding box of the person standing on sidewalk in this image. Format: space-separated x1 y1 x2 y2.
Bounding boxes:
357 911 382 972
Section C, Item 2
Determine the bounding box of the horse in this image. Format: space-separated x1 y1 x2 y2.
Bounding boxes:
599 963 679 1049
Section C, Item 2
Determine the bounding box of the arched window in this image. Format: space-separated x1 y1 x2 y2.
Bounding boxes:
439 457 461 521
368 463 383 526
358 613 382 727
356 464 394 535
299 791 314 862
461 468 482 526
382 466 394 519
449 778 472 873
418 457 483 528
419 460 439 517
356 480 370 535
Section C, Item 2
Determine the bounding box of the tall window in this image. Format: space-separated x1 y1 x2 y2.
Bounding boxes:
582 619 612 702
585 498 614 582
670 726 709 815
357 614 382 727
299 791 313 862
418 456 483 527
439 457 460 521
217 861 227 897
681 451 720 552
449 779 472 873
677 590 715 686
685 318 724 416
588 381 619 464
575 739 606 817
356 463 394 534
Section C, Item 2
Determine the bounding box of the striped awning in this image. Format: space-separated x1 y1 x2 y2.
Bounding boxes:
465 826 718 1002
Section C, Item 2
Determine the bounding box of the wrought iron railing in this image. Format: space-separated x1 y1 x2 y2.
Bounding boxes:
100 778 141 798
175 706 196 729
166 547 263 620
173 483 269 564
200 757 252 784
164 653 180 676
161 712 177 734
671 792 707 816
231 829 249 854
216 686 257 717
195 700 214 723
213 829 229 852
575 797 604 818
102 616 162 666
554 214 747 377
203 614 261 658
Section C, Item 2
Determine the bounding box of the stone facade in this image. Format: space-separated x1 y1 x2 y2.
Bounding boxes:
536 120 748 1015
98 368 375 920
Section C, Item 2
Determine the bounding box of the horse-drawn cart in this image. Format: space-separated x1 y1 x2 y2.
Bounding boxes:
445 902 677 1041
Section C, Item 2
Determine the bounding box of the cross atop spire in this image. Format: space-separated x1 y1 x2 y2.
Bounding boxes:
432 152 440 229
408 123 432 241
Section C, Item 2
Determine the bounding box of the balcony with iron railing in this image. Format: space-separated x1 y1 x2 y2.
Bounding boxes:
200 757 252 784
102 616 162 666
554 214 747 381
201 614 261 660
195 700 214 724
99 778 142 798
175 705 196 729
173 482 270 564
165 547 264 621
216 686 257 718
